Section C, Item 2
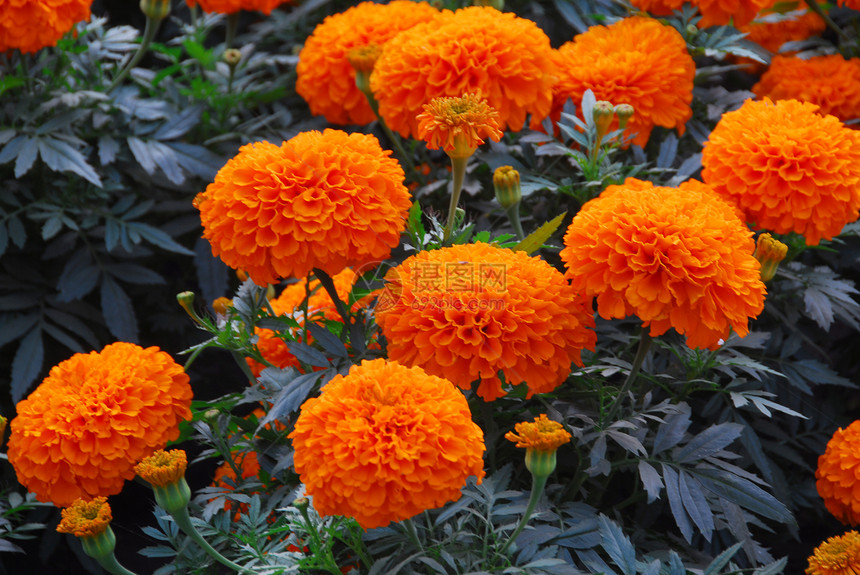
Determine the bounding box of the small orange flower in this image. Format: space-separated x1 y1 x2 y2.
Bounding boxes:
0 0 91 53
135 450 188 488
57 497 112 539
542 17 694 148
185 0 287 15
753 233 788 282
701 98 860 246
816 421 860 526
296 1 439 125
196 130 411 286
806 530 860 575
290 359 485 529
752 55 860 122
416 94 503 159
505 414 571 453
629 0 775 27
371 6 555 138
561 178 765 351
375 242 596 401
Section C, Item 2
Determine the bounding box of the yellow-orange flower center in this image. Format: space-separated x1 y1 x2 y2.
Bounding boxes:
505 414 571 453
416 93 503 158
57 497 113 539
346 44 382 74
806 530 860 575
135 450 188 488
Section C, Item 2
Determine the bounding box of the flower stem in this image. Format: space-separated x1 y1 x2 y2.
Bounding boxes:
171 506 250 573
225 13 239 49
606 331 652 421
804 0 851 45
86 551 138 575
443 156 469 243
497 473 548 557
504 204 525 241
108 16 161 93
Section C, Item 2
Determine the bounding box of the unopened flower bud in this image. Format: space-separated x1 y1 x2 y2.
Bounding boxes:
223 48 242 68
293 496 309 510
592 100 615 142
493 166 521 210
614 104 634 130
753 232 788 282
347 44 382 98
140 0 170 21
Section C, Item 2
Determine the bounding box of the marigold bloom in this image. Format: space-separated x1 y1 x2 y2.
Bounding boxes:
296 1 439 125
543 17 694 148
135 450 188 488
0 0 91 53
740 9 825 56
701 98 860 246
629 0 775 27
816 421 860 525
561 178 765 351
371 6 555 138
289 358 486 529
185 0 286 15
753 55 860 122
196 130 411 285
505 414 571 453
57 497 112 539
7 342 193 507
416 94 503 159
806 530 860 575
375 242 597 401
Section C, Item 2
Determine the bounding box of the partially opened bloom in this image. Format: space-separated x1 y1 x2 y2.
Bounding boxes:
543 17 694 148
702 98 860 246
0 0 91 53
561 178 765 350
371 6 555 137
57 497 112 539
185 0 287 15
7 342 192 507
375 242 596 401
136 449 191 514
629 0 775 27
753 55 860 122
505 414 571 478
296 1 439 125
816 421 860 525
416 94 503 159
806 530 860 575
753 233 788 282
195 130 411 285
289 358 485 529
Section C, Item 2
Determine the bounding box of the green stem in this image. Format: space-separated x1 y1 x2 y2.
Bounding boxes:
171 506 251 573
605 331 652 422
19 52 34 93
108 16 161 93
225 13 239 49
504 203 525 241
804 0 851 45
443 155 469 243
88 552 138 575
297 504 341 575
497 473 547 556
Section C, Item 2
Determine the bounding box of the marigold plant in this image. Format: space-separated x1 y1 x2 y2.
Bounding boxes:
806 530 860 575
701 98 860 246
561 177 765 351
296 1 439 125
185 0 287 15
6 342 192 507
543 17 694 148
289 358 486 529
416 94 503 159
816 420 860 525
0 0 91 53
375 242 596 401
195 130 411 285
370 6 555 138
752 55 860 122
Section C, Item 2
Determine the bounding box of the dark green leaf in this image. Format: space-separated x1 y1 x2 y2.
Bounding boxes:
101 276 139 342
193 238 229 305
703 543 742 575
7 215 25 249
42 322 84 353
0 313 39 348
37 136 102 187
678 470 714 542
652 407 691 455
125 222 193 255
105 263 165 285
286 341 331 368
14 137 38 178
306 323 349 359
598 515 636 575
675 422 743 464
11 328 43 402
694 468 794 525
57 250 100 302
662 464 694 543
637 461 663 504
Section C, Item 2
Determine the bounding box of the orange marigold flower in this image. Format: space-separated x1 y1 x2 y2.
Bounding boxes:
816 421 860 525
57 497 112 539
740 9 825 56
289 358 485 529
701 98 860 246
195 130 411 286
560 178 765 351
505 414 571 453
629 0 775 27
7 342 193 507
416 94 503 159
296 1 439 125
752 55 860 122
0 0 91 53
542 17 694 148
806 530 860 575
213 450 263 490
370 6 555 138
185 0 287 15
135 450 188 488
375 242 597 401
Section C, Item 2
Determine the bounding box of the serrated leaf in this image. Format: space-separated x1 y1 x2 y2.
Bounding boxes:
11 328 43 402
127 136 156 175
753 557 788 575
57 250 100 301
14 137 38 178
286 341 331 368
694 467 794 525
0 313 39 348
638 461 663 503
598 515 636 575
666 551 685 575
703 543 742 575
675 422 743 464
513 212 566 254
105 263 165 285
679 470 714 542
101 275 139 342
657 133 678 168
7 215 25 248
153 105 202 140
41 215 63 241
42 322 84 353
306 323 349 359
37 136 102 187
44 308 99 348
193 237 229 306
125 222 193 255
0 293 40 311
652 407 691 455
803 287 833 330
662 464 694 543
98 135 119 166
607 430 646 456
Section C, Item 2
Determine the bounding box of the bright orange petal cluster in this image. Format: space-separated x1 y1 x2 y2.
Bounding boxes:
7 342 193 507
544 17 694 148
752 55 860 122
213 450 263 490
416 94 503 158
701 98 860 246
370 6 555 138
561 178 765 350
56 497 112 539
806 530 860 575
629 0 775 27
375 242 597 401
816 421 860 525
289 358 485 529
0 0 91 53
247 268 359 378
135 449 187 488
195 130 411 286
296 1 439 125
740 9 825 55
505 414 571 453
185 0 287 15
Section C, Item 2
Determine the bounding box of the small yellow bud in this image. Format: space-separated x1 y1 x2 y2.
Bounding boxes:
223 48 242 68
139 0 170 21
592 100 615 142
493 166 521 210
614 104 634 131
753 233 788 282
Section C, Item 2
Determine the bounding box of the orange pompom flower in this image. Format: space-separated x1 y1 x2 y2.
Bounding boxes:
185 0 286 15
544 17 695 148
806 530 860 575
289 358 486 529
560 178 766 351
57 497 112 539
370 6 555 138
375 242 596 401
135 449 188 488
416 94 503 159
701 98 860 246
0 0 91 53
296 1 439 125
629 0 775 27
195 130 411 286
816 421 860 525
506 414 571 478
7 342 193 507
752 55 860 122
